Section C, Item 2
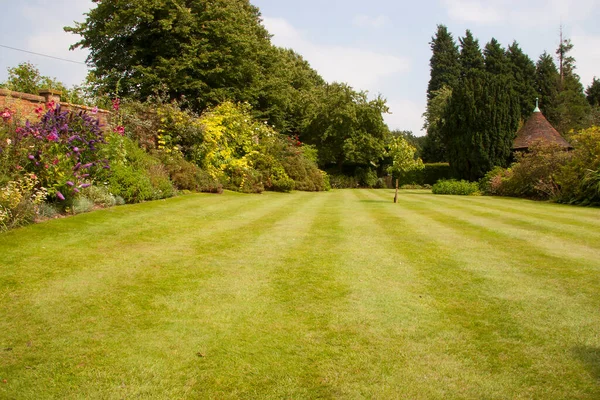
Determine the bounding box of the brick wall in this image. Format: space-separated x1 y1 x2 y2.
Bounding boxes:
0 89 111 128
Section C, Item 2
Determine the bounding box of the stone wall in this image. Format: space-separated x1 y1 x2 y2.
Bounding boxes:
0 89 111 127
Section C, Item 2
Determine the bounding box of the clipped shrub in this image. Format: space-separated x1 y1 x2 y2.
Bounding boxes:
72 197 95 214
432 179 480 195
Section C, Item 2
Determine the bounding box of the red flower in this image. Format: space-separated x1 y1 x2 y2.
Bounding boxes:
113 125 125 136
1 108 12 122
112 98 120 112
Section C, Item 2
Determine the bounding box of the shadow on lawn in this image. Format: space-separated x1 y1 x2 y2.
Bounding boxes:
572 346 600 381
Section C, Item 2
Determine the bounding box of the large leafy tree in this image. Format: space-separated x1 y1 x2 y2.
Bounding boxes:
66 0 273 113
301 83 389 170
443 71 520 180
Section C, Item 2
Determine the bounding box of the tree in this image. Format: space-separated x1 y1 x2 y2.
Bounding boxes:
301 83 389 170
507 41 538 119
424 25 459 163
459 30 484 77
586 77 600 106
443 71 520 180
390 130 426 158
386 136 424 202
484 38 509 76
427 25 460 100
66 0 273 113
535 52 560 123
1 62 87 104
422 85 452 162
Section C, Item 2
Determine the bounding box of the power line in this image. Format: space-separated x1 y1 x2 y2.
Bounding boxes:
0 44 88 66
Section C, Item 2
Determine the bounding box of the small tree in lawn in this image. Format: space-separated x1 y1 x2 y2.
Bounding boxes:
387 136 424 202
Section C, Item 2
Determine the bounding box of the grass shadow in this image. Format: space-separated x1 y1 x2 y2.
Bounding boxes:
572 346 600 381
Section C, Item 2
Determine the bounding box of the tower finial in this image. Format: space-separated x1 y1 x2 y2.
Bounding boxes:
534 97 540 113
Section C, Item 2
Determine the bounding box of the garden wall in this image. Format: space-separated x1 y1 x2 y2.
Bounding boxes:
0 89 110 127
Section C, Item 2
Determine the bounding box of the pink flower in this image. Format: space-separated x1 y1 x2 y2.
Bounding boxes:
46 100 56 110
92 106 98 114
1 108 12 122
112 98 120 112
113 125 125 136
34 105 44 115
46 132 59 142
56 191 65 201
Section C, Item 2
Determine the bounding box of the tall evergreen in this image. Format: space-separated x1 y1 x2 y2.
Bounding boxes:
423 25 460 162
553 36 590 133
443 71 520 180
535 52 560 123
586 77 600 106
484 38 510 76
427 25 460 99
459 30 484 77
507 41 538 119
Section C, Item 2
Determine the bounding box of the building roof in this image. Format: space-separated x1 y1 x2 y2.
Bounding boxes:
513 107 572 151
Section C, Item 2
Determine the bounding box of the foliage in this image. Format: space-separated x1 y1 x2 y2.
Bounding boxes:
98 134 175 203
0 173 47 231
443 71 520 180
586 77 600 107
480 143 572 199
328 174 359 189
301 83 389 169
432 179 480 195
4 104 107 202
507 41 538 120
66 0 273 113
458 30 484 77
72 196 95 214
80 185 117 207
555 126 600 205
427 25 460 100
1 62 87 105
386 136 424 183
422 85 452 162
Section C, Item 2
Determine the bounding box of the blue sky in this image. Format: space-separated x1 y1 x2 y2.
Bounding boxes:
1 0 599 135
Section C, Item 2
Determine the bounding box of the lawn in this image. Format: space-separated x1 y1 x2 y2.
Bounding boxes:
1 189 600 399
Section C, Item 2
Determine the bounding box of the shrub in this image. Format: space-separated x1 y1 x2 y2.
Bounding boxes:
0 173 47 230
355 167 379 188
37 202 59 219
422 163 452 185
72 197 95 214
329 174 359 189
432 179 480 195
81 185 116 207
479 143 571 200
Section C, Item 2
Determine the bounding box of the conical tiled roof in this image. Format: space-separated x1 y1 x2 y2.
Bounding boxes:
513 107 572 151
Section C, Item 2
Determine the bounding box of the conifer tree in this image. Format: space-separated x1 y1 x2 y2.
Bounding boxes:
507 41 538 119
586 77 600 107
535 52 561 123
443 71 520 180
484 38 510 76
423 25 460 162
427 25 460 99
459 30 484 77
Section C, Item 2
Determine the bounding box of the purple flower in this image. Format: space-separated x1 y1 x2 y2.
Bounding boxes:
73 147 80 153
66 181 74 186
80 183 91 189
73 188 80 193
56 191 65 201
73 162 81 171
28 154 35 160
82 163 93 169
92 106 98 114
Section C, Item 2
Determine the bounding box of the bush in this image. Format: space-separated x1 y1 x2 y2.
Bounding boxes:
422 163 452 185
0 173 47 230
329 174 359 189
556 127 600 205
355 167 378 188
432 179 480 195
72 196 95 214
81 185 116 207
479 143 571 200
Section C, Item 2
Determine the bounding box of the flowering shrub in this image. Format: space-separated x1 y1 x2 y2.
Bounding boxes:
17 104 107 201
0 173 47 230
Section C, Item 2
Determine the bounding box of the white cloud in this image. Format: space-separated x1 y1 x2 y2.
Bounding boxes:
571 31 600 87
352 14 391 29
262 17 410 93
384 99 426 135
442 0 598 26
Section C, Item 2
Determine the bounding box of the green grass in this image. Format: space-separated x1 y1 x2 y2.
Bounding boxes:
1 189 600 399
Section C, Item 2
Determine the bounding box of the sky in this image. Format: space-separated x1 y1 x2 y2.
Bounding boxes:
1 0 599 136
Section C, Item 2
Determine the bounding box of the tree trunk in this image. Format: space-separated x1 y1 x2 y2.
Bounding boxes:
394 179 398 203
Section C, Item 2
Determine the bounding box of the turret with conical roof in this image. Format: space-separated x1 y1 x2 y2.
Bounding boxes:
513 98 572 151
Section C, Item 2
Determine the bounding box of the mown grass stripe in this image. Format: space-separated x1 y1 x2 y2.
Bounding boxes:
361 189 600 399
